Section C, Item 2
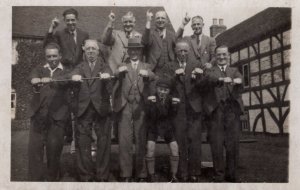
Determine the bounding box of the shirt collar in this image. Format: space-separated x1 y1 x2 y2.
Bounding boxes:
156 28 166 38
177 58 186 67
130 59 139 65
44 62 64 71
217 64 227 71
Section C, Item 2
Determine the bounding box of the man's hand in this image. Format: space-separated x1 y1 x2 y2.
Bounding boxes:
139 69 149 77
204 62 212 69
147 96 156 103
191 68 203 79
175 68 185 76
49 17 60 33
72 75 82 82
172 97 180 104
108 11 116 22
41 77 52 84
100 73 111 80
233 78 242 84
182 12 191 26
118 66 128 73
224 77 233 83
31 78 41 85
146 10 153 22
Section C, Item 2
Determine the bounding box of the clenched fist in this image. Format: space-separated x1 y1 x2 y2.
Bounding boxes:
139 69 149 77
147 96 157 103
182 12 191 26
223 77 233 83
31 78 41 85
100 73 111 80
233 78 242 84
41 77 52 83
108 11 115 22
118 66 128 73
175 68 185 76
172 97 180 104
146 10 153 22
72 75 82 82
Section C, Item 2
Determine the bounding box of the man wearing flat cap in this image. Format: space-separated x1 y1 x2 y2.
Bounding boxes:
112 37 156 182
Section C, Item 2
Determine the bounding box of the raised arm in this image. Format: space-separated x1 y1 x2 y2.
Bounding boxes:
43 17 60 47
101 11 116 46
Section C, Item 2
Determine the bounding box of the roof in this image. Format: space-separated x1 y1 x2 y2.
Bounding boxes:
216 7 291 51
12 6 174 40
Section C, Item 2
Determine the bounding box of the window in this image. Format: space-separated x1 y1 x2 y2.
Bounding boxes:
11 89 16 119
243 64 250 88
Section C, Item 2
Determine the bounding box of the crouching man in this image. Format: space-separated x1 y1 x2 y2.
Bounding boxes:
70 39 113 182
145 76 180 182
112 37 156 182
28 43 71 181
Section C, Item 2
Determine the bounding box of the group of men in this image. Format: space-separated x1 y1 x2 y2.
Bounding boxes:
28 8 244 183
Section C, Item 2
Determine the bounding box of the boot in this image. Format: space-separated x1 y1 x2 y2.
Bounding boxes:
169 156 179 183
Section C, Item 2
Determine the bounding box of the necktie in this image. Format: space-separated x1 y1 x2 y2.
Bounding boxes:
71 32 76 44
196 35 200 46
90 62 95 72
125 32 130 39
222 66 225 72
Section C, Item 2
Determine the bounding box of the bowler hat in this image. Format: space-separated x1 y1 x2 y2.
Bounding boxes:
126 37 144 48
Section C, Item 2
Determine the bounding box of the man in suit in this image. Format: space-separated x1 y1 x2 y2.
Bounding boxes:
44 8 89 69
142 10 177 76
169 40 206 182
28 43 71 181
203 45 244 182
112 37 155 182
177 14 216 68
44 8 89 154
71 39 113 182
102 11 142 74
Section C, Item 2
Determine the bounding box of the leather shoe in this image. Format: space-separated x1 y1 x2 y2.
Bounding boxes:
148 174 158 182
179 176 189 182
120 177 132 182
137 178 147 182
189 175 199 182
169 176 179 183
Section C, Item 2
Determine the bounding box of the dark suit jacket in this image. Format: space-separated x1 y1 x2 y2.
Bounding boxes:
142 28 176 71
28 64 70 121
71 58 113 117
112 60 156 113
177 28 216 66
44 28 89 68
203 65 244 116
169 60 206 113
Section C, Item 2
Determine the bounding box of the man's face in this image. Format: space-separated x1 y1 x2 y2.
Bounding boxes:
64 14 77 32
156 86 170 100
127 47 142 61
215 47 230 66
45 48 61 69
83 41 99 63
175 42 190 62
191 17 204 35
122 16 135 33
155 11 168 30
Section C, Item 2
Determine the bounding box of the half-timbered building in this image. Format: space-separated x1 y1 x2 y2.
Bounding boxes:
216 8 291 134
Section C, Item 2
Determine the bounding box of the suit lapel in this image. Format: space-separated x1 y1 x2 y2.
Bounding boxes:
199 35 208 55
154 30 163 50
64 28 76 55
117 31 128 48
190 35 201 58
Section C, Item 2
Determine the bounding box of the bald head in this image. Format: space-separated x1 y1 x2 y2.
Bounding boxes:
155 11 168 30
